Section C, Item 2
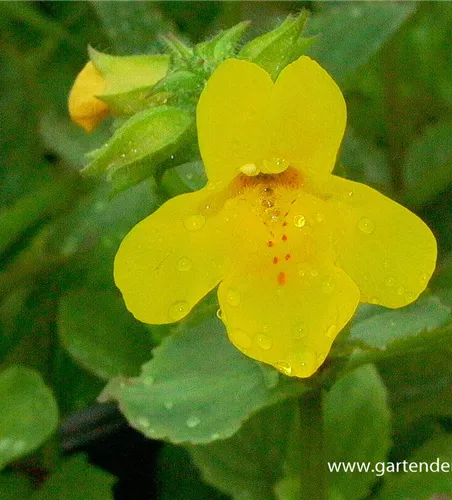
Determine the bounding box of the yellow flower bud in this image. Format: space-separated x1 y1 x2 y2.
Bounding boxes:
68 61 109 133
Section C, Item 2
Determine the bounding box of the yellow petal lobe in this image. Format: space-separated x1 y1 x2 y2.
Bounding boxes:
321 176 437 308
114 187 233 324
267 56 346 176
68 62 109 132
197 58 273 183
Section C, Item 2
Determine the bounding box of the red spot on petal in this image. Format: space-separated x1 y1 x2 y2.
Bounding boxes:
273 257 279 264
285 254 291 261
282 234 288 241
277 272 287 285
268 241 274 247
282 221 288 227
284 211 289 217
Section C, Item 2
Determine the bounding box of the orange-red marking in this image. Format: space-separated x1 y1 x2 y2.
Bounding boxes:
277 272 287 285
282 234 288 241
268 241 274 247
273 257 279 264
285 254 291 261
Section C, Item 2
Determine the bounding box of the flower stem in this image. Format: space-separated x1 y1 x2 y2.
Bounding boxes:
298 387 327 500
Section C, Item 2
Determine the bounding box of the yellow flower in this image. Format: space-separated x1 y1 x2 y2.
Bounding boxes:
68 61 109 133
114 56 437 378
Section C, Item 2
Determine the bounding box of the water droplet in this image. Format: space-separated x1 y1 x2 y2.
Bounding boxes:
210 432 221 440
317 352 327 365
386 277 395 287
419 272 429 284
406 292 415 301
230 329 252 349
169 301 189 321
184 214 206 232
310 269 319 277
226 288 240 307
315 212 324 223
370 297 379 304
396 286 405 296
293 349 317 377
326 324 336 339
240 163 260 176
186 416 201 428
275 360 292 376
322 277 336 293
357 217 375 234
216 309 223 319
177 257 192 272
206 181 216 191
264 157 289 174
136 417 151 428
254 333 272 350
143 376 154 386
293 325 306 340
164 401 174 410
224 197 238 210
294 215 306 228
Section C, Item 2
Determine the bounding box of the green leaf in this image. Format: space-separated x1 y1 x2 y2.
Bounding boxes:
0 176 76 256
378 434 452 499
306 2 416 83
239 12 311 80
58 290 154 380
84 106 194 190
188 401 298 500
325 364 391 500
350 295 451 350
102 312 300 444
156 445 228 500
0 473 32 500
162 161 207 195
340 128 392 193
403 120 452 207
0 365 58 470
31 454 115 500
91 1 174 55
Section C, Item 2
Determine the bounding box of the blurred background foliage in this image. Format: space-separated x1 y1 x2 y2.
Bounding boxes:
2 1 452 499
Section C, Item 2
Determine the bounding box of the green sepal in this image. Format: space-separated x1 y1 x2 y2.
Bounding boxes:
82 106 194 191
88 47 169 115
148 70 202 109
238 11 312 80
160 34 194 70
195 21 250 65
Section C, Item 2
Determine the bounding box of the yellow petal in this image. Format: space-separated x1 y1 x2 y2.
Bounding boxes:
216 179 360 378
114 186 233 324
197 58 273 183
68 62 109 132
322 176 437 308
218 256 359 379
267 56 346 176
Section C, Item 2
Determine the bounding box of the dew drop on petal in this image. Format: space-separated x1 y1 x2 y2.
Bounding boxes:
226 288 241 307
184 214 206 232
322 277 336 294
370 297 379 304
326 324 336 339
293 349 317 377
216 309 223 320
419 272 429 284
386 277 395 287
315 212 324 223
230 329 252 349
406 292 415 301
294 215 306 228
275 360 292 376
396 286 405 296
186 416 201 428
169 301 189 321
317 352 327 365
310 269 319 277
177 257 192 272
357 217 375 234
293 325 306 340
254 333 273 350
